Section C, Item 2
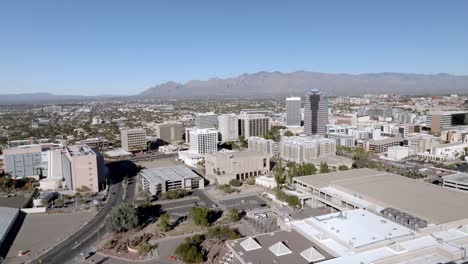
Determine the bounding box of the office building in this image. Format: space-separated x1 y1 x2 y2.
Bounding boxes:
121 128 147 152
427 111 468 134
156 122 184 144
238 114 271 139
280 136 336 164
248 136 278 157
189 129 218 155
64 145 106 193
195 112 218 129
140 165 204 196
218 114 239 142
304 89 328 136
327 133 355 148
286 97 301 127
3 145 43 178
205 151 270 184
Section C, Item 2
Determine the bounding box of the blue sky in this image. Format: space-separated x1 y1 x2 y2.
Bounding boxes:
0 0 467 95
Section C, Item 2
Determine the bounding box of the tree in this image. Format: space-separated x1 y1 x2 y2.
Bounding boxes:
319 162 330 173
158 213 171 232
286 195 300 207
138 242 152 255
283 130 294 137
228 208 240 222
54 197 65 207
338 165 349 171
175 242 204 263
245 177 255 185
41 199 49 207
274 160 285 189
206 225 241 241
229 179 242 187
106 203 139 233
190 207 211 227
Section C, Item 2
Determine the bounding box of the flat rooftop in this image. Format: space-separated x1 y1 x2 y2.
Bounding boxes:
228 229 334 264
294 168 468 224
206 151 266 159
442 172 468 184
140 165 200 183
67 144 95 157
0 206 19 244
307 209 414 249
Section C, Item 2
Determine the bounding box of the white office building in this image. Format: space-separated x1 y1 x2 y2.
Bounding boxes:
189 129 218 155
218 113 239 142
286 97 301 127
248 136 278 157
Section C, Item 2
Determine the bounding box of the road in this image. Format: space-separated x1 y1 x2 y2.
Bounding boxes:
34 171 138 264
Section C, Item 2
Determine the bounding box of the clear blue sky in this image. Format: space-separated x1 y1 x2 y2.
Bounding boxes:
1 0 467 95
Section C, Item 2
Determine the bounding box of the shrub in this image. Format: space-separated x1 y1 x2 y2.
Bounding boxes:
245 177 255 185
229 179 242 187
217 184 235 193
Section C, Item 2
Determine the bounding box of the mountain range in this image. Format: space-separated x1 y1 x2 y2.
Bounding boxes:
1 71 468 104
139 71 468 98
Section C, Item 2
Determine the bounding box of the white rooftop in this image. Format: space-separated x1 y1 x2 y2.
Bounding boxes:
300 247 325 262
306 209 414 249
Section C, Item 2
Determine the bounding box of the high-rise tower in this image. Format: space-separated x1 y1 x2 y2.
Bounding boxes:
304 89 328 135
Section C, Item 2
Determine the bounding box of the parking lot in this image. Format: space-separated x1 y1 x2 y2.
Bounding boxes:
219 195 267 211
4 211 96 264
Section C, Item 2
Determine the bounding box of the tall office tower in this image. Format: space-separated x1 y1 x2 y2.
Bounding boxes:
3 145 43 178
156 122 184 144
304 89 328 135
196 112 218 129
286 97 301 127
218 114 239 142
189 129 218 154
238 114 271 139
121 128 147 152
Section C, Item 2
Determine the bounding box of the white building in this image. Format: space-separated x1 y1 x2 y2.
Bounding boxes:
189 129 218 155
386 146 410 161
218 113 239 142
280 136 336 163
286 97 301 127
248 136 278 157
140 165 204 196
195 112 218 129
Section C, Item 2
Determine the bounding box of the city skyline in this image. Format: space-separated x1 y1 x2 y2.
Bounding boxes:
1 0 467 95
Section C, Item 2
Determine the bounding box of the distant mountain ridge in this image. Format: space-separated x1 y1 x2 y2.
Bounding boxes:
139 71 468 98
1 71 468 104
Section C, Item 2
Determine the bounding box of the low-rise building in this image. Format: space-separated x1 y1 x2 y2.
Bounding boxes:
205 151 270 184
3 145 43 178
140 165 204 196
360 136 403 153
386 146 410 161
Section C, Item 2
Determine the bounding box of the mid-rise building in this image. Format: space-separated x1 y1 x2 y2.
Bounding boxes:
286 97 301 127
156 122 184 144
189 129 218 155
238 114 271 139
427 111 468 134
360 136 403 153
64 145 106 193
195 112 218 129
218 114 239 142
140 165 204 196
327 133 355 148
205 151 270 184
75 137 109 151
248 136 278 157
121 128 147 152
404 133 441 154
280 136 336 163
3 145 43 178
304 89 328 136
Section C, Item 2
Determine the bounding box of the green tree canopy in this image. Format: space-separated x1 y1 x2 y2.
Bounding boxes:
106 203 139 233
